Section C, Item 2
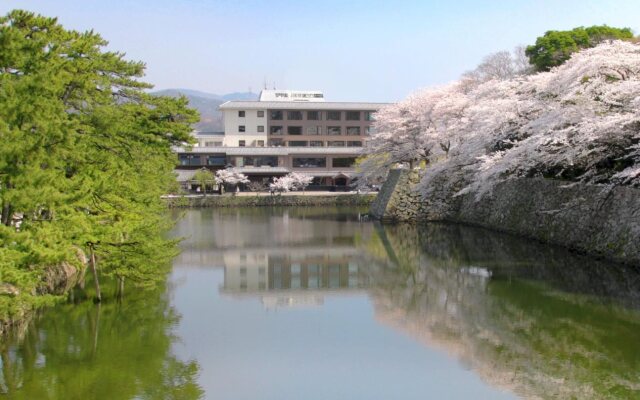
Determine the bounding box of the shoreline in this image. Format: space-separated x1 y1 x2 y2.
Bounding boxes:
163 192 376 208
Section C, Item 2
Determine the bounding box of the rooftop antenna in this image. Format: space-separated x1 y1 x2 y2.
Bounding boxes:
272 81 276 90
263 77 268 90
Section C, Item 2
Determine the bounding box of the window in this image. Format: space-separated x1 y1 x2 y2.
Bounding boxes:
332 157 356 168
329 265 340 288
288 141 308 147
326 111 341 120
293 157 326 168
327 126 341 135
270 126 283 135
257 140 265 147
270 138 284 146
306 126 322 135
346 126 361 135
310 140 324 147
238 125 245 132
258 156 277 166
307 111 321 120
366 126 375 135
346 111 360 121
178 154 201 166
347 141 363 147
287 111 303 120
287 126 302 135
206 156 226 166
257 125 264 132
364 111 376 121
291 264 301 274
204 141 223 147
238 111 245 117
327 141 345 147
238 140 245 147
243 156 277 166
257 110 265 117
270 110 283 120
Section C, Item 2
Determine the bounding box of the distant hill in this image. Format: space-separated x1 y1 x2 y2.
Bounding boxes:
151 89 258 132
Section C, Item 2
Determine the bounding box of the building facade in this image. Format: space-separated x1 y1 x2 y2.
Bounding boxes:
176 90 388 189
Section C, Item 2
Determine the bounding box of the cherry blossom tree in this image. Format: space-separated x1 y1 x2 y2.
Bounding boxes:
269 172 313 194
361 40 640 201
269 175 295 194
215 169 249 194
288 172 313 193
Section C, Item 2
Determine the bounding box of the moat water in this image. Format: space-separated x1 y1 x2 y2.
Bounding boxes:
1 207 640 399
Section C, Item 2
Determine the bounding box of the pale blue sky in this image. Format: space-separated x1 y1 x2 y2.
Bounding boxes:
3 0 640 102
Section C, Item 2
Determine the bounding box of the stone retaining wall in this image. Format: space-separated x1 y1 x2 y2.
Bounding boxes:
370 169 427 221
371 170 640 265
450 179 640 266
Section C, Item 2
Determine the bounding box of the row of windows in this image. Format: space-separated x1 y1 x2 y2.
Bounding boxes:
233 156 278 167
178 154 356 168
292 157 356 168
237 125 373 135
269 110 375 121
238 110 265 118
270 126 372 135
269 140 362 147
179 154 227 166
237 140 265 147
238 125 265 133
236 110 376 121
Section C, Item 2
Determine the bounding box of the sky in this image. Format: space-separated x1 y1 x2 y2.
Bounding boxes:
3 0 640 102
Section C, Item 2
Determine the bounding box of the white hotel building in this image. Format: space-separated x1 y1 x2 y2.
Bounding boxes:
175 90 388 188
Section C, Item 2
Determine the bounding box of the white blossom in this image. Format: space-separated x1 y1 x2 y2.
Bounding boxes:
362 41 640 198
215 169 249 186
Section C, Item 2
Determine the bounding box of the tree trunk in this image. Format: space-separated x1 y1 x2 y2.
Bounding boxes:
89 247 102 303
1 202 12 227
116 276 125 301
91 302 101 358
1 349 16 394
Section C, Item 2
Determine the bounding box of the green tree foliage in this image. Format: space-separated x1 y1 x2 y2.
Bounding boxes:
525 25 635 71
0 10 198 315
0 279 203 399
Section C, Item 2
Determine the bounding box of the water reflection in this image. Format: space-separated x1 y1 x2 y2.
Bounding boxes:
183 208 640 399
372 223 640 400
2 207 640 399
221 250 372 310
0 281 203 399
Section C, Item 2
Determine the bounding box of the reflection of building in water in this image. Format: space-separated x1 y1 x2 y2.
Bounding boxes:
221 247 373 309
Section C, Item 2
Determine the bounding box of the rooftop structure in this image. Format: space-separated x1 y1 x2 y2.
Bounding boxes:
257 89 325 102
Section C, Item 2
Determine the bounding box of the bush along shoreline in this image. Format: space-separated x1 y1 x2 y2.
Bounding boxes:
0 10 199 333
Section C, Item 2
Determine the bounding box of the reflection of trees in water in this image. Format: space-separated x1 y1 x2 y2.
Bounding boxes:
0 280 203 399
369 223 640 400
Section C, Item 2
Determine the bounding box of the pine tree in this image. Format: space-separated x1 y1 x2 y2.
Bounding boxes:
0 9 198 313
